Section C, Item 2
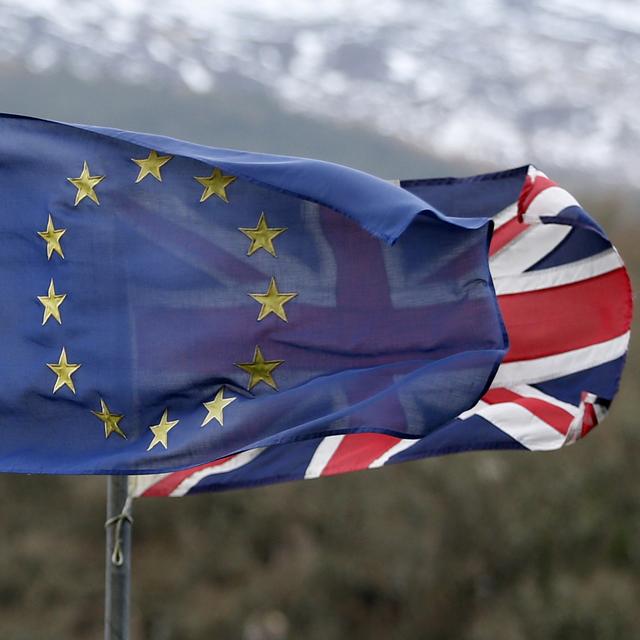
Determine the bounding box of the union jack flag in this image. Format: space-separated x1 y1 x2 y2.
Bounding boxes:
132 166 632 497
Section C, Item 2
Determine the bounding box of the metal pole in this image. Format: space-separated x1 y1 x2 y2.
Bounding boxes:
104 475 133 640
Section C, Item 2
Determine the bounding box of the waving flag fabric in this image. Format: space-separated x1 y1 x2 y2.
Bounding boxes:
0 114 508 474
131 166 632 497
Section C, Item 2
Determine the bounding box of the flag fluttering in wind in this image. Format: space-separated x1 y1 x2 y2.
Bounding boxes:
132 167 632 496
0 114 509 474
0 115 631 484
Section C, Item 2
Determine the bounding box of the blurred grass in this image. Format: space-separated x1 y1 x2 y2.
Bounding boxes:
0 68 637 640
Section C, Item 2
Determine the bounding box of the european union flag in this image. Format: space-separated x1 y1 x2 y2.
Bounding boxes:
0 114 506 474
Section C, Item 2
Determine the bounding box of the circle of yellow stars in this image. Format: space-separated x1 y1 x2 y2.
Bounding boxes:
37 150 297 453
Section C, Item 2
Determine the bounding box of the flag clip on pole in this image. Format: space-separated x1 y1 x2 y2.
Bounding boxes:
105 475 133 640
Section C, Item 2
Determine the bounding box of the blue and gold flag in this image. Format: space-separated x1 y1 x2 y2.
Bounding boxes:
0 114 507 474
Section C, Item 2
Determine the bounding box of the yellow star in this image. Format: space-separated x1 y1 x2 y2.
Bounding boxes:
67 161 105 206
47 347 81 394
239 212 286 257
147 409 180 451
37 214 66 260
132 149 173 183
249 277 297 322
92 398 127 440
194 167 236 203
201 387 237 427
37 278 67 325
236 346 284 391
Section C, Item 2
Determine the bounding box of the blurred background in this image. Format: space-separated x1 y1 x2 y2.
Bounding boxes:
0 0 638 638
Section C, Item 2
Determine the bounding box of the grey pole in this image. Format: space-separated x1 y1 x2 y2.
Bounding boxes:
104 475 133 640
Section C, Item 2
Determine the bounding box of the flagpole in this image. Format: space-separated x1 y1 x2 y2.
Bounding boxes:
104 475 133 640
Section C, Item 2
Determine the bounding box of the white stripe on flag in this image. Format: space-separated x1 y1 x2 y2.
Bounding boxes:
523 186 579 222
509 384 580 417
304 435 345 479
491 332 630 387
489 223 572 277
368 438 419 468
494 249 623 295
168 449 265 497
129 473 163 497
473 402 567 451
458 399 489 420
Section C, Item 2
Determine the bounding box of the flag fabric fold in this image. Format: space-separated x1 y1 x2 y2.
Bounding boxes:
0 114 508 474
131 166 632 497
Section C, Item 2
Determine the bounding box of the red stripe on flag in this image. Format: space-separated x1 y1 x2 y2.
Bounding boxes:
483 388 574 434
518 174 558 220
141 454 237 497
499 267 629 362
322 433 402 476
581 403 598 438
490 216 530 256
